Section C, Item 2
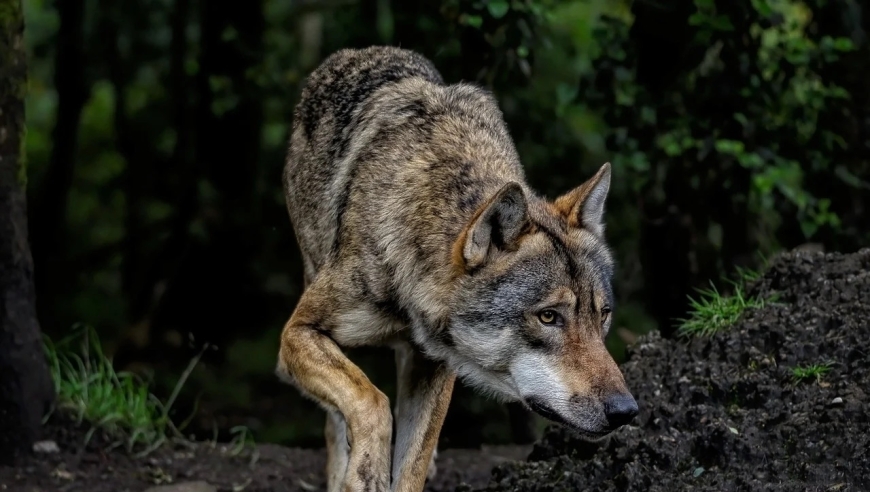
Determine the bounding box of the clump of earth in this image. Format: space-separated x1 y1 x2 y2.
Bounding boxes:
470 248 870 492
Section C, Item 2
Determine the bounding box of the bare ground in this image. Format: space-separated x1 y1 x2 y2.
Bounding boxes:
0 413 531 492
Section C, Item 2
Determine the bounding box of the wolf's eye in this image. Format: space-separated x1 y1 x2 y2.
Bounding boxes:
601 306 612 323
538 310 559 325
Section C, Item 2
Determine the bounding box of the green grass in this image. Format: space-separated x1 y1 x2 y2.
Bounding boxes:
43 325 205 455
790 362 833 384
676 266 771 337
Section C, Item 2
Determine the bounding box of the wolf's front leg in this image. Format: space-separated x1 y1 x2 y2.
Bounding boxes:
277 284 393 492
391 343 456 492
324 411 350 492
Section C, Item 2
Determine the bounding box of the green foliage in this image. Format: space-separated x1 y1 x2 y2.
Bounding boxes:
676 283 763 337
43 325 199 455
676 267 768 337
583 0 869 256
790 362 833 384
42 326 262 456
450 0 554 45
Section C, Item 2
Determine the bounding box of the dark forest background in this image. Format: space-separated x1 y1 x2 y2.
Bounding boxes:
19 0 870 448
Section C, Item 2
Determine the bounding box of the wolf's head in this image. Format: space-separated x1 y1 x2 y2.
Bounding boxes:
446 162 637 439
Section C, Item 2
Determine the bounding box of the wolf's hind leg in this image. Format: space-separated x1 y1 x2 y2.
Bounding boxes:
277 281 393 492
325 411 350 492
390 342 455 492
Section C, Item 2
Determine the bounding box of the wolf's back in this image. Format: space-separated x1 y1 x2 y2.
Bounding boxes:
284 46 446 281
293 46 444 154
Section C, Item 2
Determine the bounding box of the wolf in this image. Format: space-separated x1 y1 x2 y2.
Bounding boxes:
276 45 638 492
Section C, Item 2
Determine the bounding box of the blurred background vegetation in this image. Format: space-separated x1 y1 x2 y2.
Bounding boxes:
21 0 869 449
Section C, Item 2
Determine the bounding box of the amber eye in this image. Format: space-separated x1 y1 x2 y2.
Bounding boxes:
538 310 559 325
601 306 612 323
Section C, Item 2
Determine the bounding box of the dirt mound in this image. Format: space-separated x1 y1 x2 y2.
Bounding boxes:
471 248 870 492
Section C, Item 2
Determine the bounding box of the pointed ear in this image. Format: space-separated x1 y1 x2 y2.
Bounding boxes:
455 182 529 271
552 162 611 236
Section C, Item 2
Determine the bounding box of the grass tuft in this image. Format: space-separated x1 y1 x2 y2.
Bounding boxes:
43 325 204 455
676 267 770 338
790 362 833 384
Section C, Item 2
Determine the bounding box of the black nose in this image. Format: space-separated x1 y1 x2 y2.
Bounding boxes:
604 393 638 428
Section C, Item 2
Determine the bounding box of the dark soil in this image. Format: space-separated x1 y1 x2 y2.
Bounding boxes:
473 248 870 492
0 412 531 492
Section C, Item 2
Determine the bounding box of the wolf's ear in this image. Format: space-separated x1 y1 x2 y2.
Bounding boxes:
456 182 529 271
553 162 611 236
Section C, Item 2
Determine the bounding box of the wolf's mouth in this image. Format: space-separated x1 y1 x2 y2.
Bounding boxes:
524 396 612 439
524 397 571 427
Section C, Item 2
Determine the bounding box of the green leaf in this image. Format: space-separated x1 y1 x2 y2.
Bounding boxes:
688 12 705 26
710 15 734 31
714 139 745 156
516 44 529 58
832 37 855 52
752 0 773 17
738 153 764 169
834 165 870 190
800 219 819 238
487 0 509 19
556 83 578 107
689 12 734 32
461 14 483 28
752 173 775 194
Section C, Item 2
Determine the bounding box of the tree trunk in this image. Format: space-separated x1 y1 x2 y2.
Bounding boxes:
0 0 56 465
